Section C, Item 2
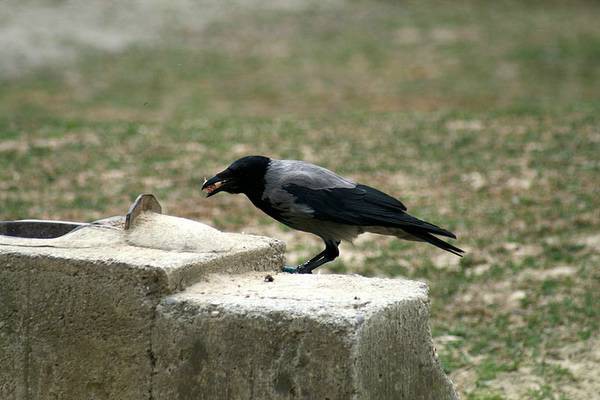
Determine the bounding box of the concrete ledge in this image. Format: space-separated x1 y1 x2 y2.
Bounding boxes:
153 273 458 400
0 213 283 399
1 206 458 399
0 213 285 292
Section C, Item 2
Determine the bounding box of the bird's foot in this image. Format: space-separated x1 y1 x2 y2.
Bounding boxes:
281 265 312 274
282 265 298 273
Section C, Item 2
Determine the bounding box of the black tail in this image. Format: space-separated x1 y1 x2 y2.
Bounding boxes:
403 226 464 257
389 212 457 239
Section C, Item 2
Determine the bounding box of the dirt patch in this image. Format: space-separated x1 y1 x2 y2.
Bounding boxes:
551 335 600 400
502 242 544 260
454 280 527 314
0 132 100 154
519 265 577 281
484 335 600 399
578 233 600 251
488 366 545 399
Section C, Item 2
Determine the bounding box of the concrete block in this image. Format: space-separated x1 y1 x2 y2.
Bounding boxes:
153 273 458 400
0 213 284 400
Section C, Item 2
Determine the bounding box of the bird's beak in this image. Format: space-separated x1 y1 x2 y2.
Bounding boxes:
202 171 230 197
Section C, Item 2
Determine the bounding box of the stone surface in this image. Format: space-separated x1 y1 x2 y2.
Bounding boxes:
0 212 283 400
153 273 458 400
1 210 458 400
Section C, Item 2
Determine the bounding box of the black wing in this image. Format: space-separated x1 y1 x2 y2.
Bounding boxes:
284 183 457 239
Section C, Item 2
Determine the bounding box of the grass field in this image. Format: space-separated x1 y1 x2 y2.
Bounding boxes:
1 1 599 398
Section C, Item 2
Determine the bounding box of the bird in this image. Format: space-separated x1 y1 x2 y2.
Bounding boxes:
202 155 464 274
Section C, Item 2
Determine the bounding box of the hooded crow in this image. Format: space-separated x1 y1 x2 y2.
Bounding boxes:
202 155 464 274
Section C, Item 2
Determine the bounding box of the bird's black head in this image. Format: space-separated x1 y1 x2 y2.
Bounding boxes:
202 155 271 197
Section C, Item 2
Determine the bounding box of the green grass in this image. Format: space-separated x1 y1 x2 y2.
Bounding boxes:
2 1 600 398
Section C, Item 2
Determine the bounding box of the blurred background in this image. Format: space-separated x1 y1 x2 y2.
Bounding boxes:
1 1 599 398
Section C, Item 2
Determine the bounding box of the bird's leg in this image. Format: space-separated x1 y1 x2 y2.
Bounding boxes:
296 241 340 274
284 241 340 274
282 249 326 273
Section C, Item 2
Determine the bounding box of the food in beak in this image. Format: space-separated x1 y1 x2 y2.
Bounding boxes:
204 180 223 194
